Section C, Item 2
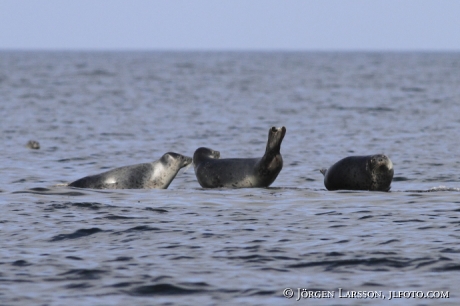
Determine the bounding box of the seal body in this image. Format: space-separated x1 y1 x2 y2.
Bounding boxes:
193 126 286 188
320 154 394 191
69 152 192 189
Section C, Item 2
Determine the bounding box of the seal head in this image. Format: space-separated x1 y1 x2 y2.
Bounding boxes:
193 147 221 164
26 140 40 150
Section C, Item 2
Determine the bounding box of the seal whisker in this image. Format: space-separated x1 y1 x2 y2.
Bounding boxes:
182 162 193 174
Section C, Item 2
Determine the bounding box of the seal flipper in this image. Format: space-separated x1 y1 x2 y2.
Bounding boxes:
320 168 327 176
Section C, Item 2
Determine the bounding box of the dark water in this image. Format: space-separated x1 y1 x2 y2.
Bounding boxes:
1 51 460 305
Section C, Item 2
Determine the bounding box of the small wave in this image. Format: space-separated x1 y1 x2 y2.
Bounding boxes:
100 132 135 137
101 214 142 220
379 239 400 245
144 207 168 213
432 264 460 272
129 283 208 296
405 186 460 192
50 228 104 242
329 105 394 112
440 248 460 254
392 176 409 182
65 283 93 289
12 260 32 267
401 86 425 92
113 225 162 234
286 257 413 270
241 288 277 296
66 256 83 260
110 281 144 288
106 256 133 262
71 202 104 209
12 178 27 183
57 157 88 162
79 69 115 77
44 201 104 211
12 187 86 196
428 186 460 192
58 269 107 280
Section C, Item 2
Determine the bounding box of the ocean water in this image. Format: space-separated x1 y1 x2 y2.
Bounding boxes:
1 51 460 305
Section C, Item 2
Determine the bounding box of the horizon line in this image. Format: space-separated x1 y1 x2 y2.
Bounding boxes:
1 47 460 53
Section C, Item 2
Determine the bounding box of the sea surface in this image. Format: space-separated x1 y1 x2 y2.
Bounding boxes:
1 51 460 305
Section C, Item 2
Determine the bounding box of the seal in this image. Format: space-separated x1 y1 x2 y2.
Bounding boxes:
320 154 394 191
193 126 286 188
26 140 40 150
68 152 192 189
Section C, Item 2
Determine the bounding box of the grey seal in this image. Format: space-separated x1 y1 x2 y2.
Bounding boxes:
68 152 192 189
320 154 394 191
193 126 286 188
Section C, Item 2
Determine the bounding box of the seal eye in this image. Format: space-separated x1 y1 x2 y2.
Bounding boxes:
271 127 277 132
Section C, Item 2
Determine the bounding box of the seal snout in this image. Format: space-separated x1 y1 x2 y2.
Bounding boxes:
183 156 193 166
385 159 394 172
377 155 393 171
270 126 287 136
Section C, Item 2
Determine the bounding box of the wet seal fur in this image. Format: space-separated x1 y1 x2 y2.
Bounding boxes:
68 152 192 189
193 126 286 188
320 154 394 191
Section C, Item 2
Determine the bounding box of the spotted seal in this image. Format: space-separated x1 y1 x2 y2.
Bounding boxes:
68 152 192 189
320 154 394 191
193 126 286 188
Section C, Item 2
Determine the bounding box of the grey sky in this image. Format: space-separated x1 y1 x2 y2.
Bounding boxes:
1 0 459 51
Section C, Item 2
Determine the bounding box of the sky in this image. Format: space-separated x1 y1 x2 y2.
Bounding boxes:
1 0 459 51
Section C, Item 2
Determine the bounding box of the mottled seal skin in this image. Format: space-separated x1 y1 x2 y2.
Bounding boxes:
68 152 192 189
320 154 394 191
193 126 286 188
